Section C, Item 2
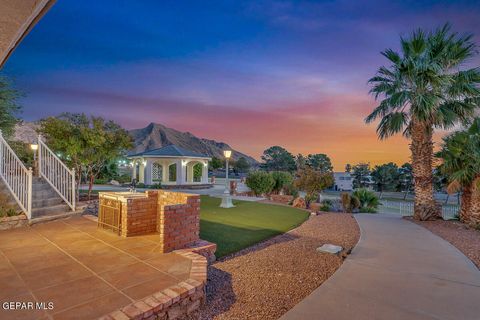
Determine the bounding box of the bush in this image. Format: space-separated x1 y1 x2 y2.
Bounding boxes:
270 171 293 193
341 192 360 213
246 171 275 196
352 188 379 212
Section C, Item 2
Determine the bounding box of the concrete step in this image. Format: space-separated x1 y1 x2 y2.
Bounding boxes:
31 204 71 218
29 210 83 225
32 189 61 199
32 197 65 208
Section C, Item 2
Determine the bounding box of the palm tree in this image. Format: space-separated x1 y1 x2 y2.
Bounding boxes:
366 24 480 220
437 119 480 225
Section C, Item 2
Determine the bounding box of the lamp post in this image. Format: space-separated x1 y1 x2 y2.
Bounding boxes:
220 150 234 208
30 144 38 176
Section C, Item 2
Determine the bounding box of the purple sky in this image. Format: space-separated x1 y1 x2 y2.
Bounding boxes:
3 0 480 169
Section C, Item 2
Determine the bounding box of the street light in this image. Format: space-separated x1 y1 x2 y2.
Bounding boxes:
220 150 234 208
30 144 38 176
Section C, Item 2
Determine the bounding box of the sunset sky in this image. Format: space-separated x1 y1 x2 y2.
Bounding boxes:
3 0 480 170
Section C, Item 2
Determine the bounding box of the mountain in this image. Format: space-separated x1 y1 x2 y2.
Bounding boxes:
129 123 258 164
11 121 258 164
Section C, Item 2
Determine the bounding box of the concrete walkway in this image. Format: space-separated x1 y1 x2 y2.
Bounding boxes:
281 214 480 320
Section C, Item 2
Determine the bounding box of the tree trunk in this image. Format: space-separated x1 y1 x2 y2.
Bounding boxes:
459 186 471 223
467 185 480 227
410 120 440 220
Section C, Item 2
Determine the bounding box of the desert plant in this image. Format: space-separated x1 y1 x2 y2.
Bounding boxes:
246 171 275 196
304 193 318 208
352 188 380 212
271 171 293 194
341 193 360 213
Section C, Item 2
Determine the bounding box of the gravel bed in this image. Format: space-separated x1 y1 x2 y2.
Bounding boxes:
409 218 480 269
187 213 360 320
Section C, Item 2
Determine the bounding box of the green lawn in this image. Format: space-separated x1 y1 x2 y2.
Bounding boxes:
199 195 309 258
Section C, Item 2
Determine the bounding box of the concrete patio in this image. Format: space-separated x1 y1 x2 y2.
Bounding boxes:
0 216 207 320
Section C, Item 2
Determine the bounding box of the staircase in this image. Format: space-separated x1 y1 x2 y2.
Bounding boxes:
31 177 72 219
1 131 77 222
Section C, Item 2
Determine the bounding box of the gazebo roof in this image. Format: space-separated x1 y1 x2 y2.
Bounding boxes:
128 145 210 159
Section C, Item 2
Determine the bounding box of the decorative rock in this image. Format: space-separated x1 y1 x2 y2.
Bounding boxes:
109 179 120 186
292 197 306 209
316 244 343 255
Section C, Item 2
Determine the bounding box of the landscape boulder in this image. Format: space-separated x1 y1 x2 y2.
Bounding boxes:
292 197 306 209
309 202 321 212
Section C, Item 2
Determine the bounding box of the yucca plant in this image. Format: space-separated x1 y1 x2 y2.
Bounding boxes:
366 24 480 220
352 188 380 213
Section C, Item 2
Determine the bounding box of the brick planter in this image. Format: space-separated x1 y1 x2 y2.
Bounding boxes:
269 194 294 204
0 214 28 230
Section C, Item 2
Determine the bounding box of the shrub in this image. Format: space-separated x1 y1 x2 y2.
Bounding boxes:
246 171 275 196
341 192 360 213
352 188 379 212
147 183 162 189
270 171 293 194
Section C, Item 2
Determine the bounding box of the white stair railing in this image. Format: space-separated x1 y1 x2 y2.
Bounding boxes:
38 136 76 211
0 130 33 218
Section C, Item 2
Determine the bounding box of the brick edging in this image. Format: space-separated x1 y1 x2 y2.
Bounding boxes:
99 251 208 320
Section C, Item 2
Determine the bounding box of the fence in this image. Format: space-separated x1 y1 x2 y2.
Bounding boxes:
379 200 459 220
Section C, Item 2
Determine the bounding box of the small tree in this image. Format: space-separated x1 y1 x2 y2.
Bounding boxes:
39 113 133 199
0 76 21 138
270 171 293 194
345 163 352 173
295 167 334 206
245 171 275 196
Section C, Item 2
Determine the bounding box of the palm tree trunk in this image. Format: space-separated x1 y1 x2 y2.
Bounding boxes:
459 186 471 223
467 186 480 227
410 120 440 220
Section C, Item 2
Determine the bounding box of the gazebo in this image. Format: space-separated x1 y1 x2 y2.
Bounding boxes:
127 145 211 186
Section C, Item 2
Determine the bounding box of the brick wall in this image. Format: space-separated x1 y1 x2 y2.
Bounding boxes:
156 190 200 253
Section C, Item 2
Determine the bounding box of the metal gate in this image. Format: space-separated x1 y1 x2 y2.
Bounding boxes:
98 197 122 235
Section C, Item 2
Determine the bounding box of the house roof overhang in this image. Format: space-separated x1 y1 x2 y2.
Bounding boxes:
0 0 56 68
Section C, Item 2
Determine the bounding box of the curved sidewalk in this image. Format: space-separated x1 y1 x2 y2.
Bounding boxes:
281 214 480 320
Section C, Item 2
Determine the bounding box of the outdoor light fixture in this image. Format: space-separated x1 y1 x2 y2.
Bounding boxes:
30 144 38 151
220 150 234 208
143 160 147 166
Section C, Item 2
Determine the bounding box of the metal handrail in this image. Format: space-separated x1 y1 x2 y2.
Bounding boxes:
0 130 32 218
38 136 76 211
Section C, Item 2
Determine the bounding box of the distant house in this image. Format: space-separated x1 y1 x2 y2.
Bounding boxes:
333 172 353 191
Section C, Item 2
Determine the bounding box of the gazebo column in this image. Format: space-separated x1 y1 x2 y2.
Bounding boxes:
145 159 153 185
187 163 194 183
176 159 186 185
139 161 145 183
162 162 169 183
201 161 209 184
131 161 137 182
